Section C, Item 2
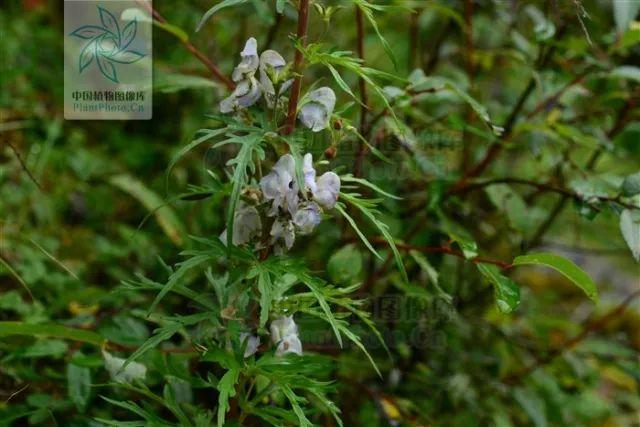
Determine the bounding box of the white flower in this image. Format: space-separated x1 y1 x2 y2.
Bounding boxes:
270 218 295 254
259 50 293 107
275 334 302 356
313 171 340 209
220 201 262 246
219 76 262 113
220 37 262 113
240 332 260 358
302 153 317 193
231 37 259 82
260 154 298 215
299 87 336 132
293 201 321 234
270 316 302 356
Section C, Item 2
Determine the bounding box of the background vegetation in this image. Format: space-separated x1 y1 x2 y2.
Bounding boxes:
1 0 639 425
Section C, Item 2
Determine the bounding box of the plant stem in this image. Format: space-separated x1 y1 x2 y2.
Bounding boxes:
136 1 234 90
354 5 369 176
281 0 310 136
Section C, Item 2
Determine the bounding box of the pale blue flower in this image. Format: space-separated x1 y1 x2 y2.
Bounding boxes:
313 171 340 209
270 316 302 356
260 154 298 215
299 87 336 132
259 49 293 107
240 332 260 358
293 201 321 234
219 201 262 246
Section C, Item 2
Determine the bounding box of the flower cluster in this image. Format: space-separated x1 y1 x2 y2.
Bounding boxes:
260 153 340 254
219 37 336 132
221 153 341 254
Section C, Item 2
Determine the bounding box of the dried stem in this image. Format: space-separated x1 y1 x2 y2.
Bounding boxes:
281 0 310 136
5 140 43 190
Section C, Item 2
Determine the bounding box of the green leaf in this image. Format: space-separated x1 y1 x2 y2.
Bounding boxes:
477 264 520 313
299 275 343 347
620 209 640 261
109 174 185 246
341 174 401 199
154 72 222 94
0 255 33 300
334 203 382 260
340 193 408 283
621 171 640 196
222 133 263 249
355 0 398 69
148 254 210 314
327 244 363 285
0 321 104 345
609 65 640 83
276 0 286 13
514 387 548 427
281 385 313 427
166 128 227 190
257 269 273 328
196 0 248 32
68 363 91 412
216 368 239 427
512 253 598 302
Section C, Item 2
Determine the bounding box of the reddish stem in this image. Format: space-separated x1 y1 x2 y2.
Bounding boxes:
281 0 310 136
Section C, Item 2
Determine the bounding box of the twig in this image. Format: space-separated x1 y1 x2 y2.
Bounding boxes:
449 177 639 210
136 1 234 90
5 140 43 190
281 0 310 136
452 28 566 190
525 95 638 250
524 71 589 119
380 239 513 270
504 289 640 384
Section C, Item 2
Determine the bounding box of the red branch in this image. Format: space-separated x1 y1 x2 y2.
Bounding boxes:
137 1 234 90
281 0 310 136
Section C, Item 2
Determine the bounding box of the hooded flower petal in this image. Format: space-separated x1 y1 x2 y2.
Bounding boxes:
259 49 292 108
231 37 259 82
219 201 262 246
260 154 298 215
259 50 286 94
270 218 295 253
235 76 262 108
299 87 336 131
270 316 302 356
270 316 298 343
302 153 317 193
275 334 303 356
240 332 260 358
293 201 321 234
299 103 330 132
313 172 340 209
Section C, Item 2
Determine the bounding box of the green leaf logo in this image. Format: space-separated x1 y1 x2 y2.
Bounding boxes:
69 6 145 83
